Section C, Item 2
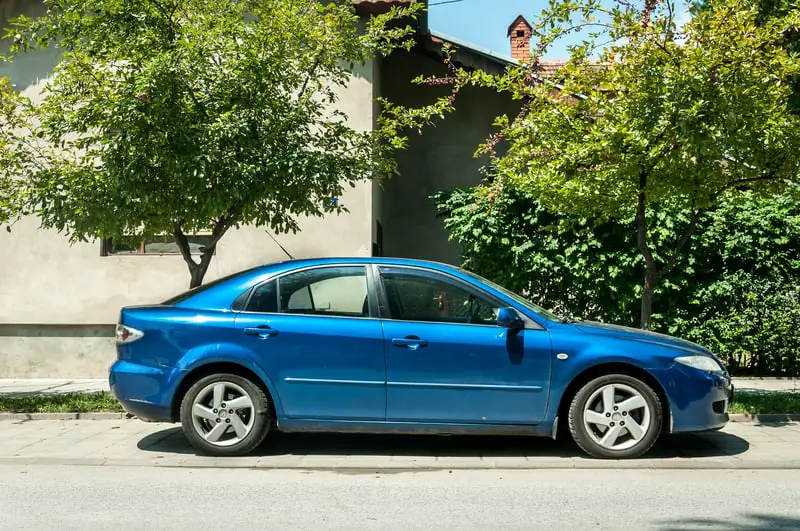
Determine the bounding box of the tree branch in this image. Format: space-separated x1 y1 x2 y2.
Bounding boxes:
298 51 326 103
723 170 780 191
149 0 177 43
206 201 245 249
642 0 660 29
656 206 700 280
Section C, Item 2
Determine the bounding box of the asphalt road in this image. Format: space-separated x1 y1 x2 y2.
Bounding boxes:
1 466 799 530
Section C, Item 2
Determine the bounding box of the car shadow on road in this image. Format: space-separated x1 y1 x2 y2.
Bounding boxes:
656 513 800 530
137 427 749 459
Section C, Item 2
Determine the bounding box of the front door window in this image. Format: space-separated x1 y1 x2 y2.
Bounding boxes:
381 269 499 325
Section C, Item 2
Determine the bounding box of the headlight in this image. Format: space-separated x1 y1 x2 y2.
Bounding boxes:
674 355 723 372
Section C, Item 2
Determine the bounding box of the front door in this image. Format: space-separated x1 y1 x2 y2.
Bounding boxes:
235 265 386 421
377 266 551 425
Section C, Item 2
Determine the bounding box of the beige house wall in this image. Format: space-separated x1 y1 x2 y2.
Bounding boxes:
0 0 378 376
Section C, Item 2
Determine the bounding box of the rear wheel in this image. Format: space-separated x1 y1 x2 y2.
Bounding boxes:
180 373 272 456
568 374 662 459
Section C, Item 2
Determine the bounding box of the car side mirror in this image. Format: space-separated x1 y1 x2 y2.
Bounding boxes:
497 307 525 330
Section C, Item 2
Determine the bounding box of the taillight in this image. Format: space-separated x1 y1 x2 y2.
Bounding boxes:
115 324 144 344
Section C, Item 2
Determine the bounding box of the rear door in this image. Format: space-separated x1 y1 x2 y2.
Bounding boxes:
235 265 386 421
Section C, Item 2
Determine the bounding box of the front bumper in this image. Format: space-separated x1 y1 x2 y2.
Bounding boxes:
651 364 732 433
109 360 181 423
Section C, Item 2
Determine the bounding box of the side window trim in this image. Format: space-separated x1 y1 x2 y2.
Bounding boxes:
364 265 381 319
373 265 542 329
239 264 375 319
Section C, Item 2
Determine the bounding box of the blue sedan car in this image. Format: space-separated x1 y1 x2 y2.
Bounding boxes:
110 258 732 459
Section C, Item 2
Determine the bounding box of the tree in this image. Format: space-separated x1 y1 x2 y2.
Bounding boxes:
2 0 419 287
701 0 800 112
0 77 27 226
384 0 800 329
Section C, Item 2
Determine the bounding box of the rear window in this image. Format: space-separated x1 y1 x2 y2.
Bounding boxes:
162 266 262 305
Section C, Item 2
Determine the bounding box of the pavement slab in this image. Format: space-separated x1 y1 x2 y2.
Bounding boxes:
734 377 800 393
0 379 110 396
0 417 797 470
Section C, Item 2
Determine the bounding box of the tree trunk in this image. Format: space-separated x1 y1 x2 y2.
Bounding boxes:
636 172 657 331
175 226 217 289
174 208 241 289
188 249 214 289
635 175 701 329
641 266 657 331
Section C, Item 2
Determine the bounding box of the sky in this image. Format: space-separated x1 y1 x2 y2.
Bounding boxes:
427 0 585 60
427 0 692 60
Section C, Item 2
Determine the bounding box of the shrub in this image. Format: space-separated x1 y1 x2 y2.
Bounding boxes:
435 187 800 376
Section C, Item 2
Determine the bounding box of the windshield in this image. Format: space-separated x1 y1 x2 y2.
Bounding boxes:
460 269 561 322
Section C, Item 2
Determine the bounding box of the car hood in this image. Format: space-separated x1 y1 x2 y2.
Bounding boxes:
571 321 710 355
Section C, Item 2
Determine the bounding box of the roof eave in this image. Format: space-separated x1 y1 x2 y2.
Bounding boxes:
425 31 571 94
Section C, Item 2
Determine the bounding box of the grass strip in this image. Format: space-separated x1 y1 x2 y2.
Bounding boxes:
729 391 800 415
0 392 124 413
0 390 798 415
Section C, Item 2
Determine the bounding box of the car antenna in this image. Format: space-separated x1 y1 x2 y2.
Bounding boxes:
265 230 294 260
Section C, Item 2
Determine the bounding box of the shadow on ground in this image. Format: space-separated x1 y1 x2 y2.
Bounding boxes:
137 426 749 460
657 513 800 530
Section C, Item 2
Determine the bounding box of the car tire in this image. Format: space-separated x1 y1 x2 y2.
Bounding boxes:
568 373 662 459
180 373 272 456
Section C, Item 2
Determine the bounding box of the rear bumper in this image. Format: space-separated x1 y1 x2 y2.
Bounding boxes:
651 365 732 433
109 360 180 423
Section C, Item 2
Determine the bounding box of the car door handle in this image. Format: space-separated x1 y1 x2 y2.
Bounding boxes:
243 326 279 339
392 336 428 350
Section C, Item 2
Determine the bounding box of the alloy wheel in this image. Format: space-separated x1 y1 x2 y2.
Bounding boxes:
190 381 256 447
582 383 652 451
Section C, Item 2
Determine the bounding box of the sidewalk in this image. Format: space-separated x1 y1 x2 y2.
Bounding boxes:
0 417 797 469
733 377 800 393
1 377 798 397
0 379 109 396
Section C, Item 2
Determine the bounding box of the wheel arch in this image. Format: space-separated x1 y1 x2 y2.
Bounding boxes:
170 361 278 423
556 362 672 434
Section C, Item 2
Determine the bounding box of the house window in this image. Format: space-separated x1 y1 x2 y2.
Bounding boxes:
101 235 215 256
516 30 525 37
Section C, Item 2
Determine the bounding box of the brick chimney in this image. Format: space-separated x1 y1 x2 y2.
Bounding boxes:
507 15 532 62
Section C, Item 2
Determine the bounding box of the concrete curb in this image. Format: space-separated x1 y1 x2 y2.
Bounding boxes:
733 377 799 381
0 412 130 421
0 456 798 470
729 414 800 422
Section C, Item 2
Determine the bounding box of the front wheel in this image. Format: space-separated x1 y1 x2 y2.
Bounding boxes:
568 374 663 459
180 373 272 456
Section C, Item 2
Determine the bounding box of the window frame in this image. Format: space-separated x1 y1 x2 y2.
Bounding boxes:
100 234 215 256
373 265 543 330
235 263 380 320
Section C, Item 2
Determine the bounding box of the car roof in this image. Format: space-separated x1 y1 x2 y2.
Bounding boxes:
259 257 459 272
